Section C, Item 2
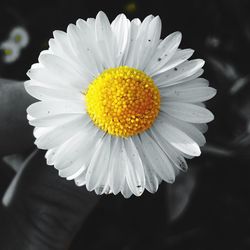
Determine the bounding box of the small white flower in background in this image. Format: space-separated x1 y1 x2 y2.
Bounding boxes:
0 26 29 64
25 11 216 198
9 26 29 49
0 40 20 63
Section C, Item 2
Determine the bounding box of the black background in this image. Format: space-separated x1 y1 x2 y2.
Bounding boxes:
1 0 250 249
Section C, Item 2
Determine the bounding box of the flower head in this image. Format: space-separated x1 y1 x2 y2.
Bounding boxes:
0 40 20 63
9 26 29 49
25 11 216 198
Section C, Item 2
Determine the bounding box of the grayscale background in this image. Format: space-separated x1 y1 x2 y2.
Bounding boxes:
0 0 249 249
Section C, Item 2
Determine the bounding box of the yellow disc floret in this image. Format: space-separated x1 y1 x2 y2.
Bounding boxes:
85 66 160 137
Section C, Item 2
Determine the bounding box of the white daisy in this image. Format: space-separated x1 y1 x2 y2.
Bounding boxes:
0 40 20 63
25 11 216 198
9 26 29 49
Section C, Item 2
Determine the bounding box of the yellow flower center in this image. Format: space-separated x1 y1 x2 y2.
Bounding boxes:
85 66 160 137
4 49 12 55
15 35 22 43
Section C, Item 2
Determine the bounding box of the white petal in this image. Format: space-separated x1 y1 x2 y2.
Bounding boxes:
27 66 68 89
180 152 194 160
155 59 204 86
193 123 208 133
74 169 87 187
61 162 86 180
121 181 133 199
76 19 104 73
149 128 188 171
123 18 141 66
53 122 102 170
86 17 95 27
33 127 51 139
52 30 76 63
55 127 98 180
95 11 116 68
139 132 176 183
159 113 206 146
38 54 86 89
29 113 84 127
132 136 160 193
153 119 201 157
57 129 103 182
125 15 155 67
195 102 206 108
161 87 217 103
67 24 99 77
131 15 154 68
86 135 111 191
159 77 209 92
153 60 205 87
145 32 182 75
27 100 85 119
54 129 95 179
154 69 205 92
153 49 194 76
51 31 93 84
45 147 58 166
24 80 82 101
135 16 162 70
34 115 88 149
111 14 131 66
108 137 126 195
123 138 145 196
161 102 214 123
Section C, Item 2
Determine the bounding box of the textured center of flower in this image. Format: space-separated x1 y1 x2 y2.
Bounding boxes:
85 66 160 137
4 49 12 55
15 35 22 43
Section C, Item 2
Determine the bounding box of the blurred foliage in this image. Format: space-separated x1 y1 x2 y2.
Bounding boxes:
1 0 250 249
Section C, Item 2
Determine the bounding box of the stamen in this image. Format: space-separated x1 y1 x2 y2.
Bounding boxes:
85 66 160 137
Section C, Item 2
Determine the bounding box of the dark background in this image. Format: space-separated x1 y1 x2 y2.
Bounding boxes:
1 0 250 249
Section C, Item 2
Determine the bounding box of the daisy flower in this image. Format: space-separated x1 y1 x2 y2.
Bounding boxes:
9 26 29 49
25 11 216 198
0 40 20 63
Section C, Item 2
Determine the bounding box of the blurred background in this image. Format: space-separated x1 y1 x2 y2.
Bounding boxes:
1 0 250 249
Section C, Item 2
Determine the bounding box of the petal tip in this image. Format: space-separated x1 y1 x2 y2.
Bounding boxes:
174 31 182 39
96 10 107 19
